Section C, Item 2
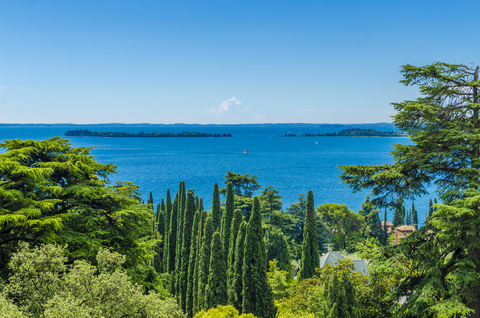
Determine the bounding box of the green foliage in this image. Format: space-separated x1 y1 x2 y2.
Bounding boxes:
267 259 290 300
186 211 200 317
166 194 178 274
222 172 262 197
227 209 243 299
340 62 480 316
2 243 182 318
193 210 208 314
222 182 235 258
317 203 365 252
230 221 247 311
180 190 197 311
198 217 214 311
299 191 319 280
212 183 221 231
242 197 276 318
260 186 283 213
264 228 292 272
392 198 405 227
323 271 359 318
206 232 228 309
193 305 258 318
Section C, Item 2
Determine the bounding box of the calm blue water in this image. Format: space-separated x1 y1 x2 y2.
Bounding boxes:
0 124 431 225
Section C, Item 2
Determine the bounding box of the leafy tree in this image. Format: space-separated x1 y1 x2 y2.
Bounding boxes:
242 197 276 318
212 183 222 231
298 191 319 280
223 172 262 197
206 232 228 309
260 186 282 213
230 221 247 311
264 228 291 273
193 305 257 318
339 62 480 316
198 217 214 311
0 138 155 279
266 259 290 300
2 243 182 318
317 203 365 252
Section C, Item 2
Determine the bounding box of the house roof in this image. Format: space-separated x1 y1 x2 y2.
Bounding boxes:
396 225 415 232
381 221 393 227
319 251 368 275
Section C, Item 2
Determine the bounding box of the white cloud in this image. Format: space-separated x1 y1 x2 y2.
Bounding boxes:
210 96 244 113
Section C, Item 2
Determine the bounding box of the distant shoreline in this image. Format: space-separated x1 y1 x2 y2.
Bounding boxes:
65 129 232 138
283 128 406 137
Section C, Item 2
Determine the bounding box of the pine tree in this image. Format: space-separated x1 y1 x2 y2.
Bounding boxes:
205 232 228 309
186 210 200 317
298 190 319 280
212 183 221 231
242 197 276 318
222 182 235 258
193 210 207 314
180 190 196 311
198 217 214 311
227 209 243 301
230 221 246 311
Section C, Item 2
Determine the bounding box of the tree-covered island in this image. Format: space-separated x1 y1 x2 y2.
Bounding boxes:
65 129 232 137
285 128 406 137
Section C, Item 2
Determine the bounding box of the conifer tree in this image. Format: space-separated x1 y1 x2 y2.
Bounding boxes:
392 198 405 227
298 190 319 280
161 198 165 212
205 232 228 309
198 217 214 311
195 196 200 211
212 183 221 231
324 271 358 318
180 190 196 311
230 221 246 310
163 189 172 271
364 209 383 242
167 194 178 273
264 228 291 272
175 182 186 297
223 183 235 257
383 209 388 246
242 197 276 318
186 211 200 317
411 202 418 228
154 204 165 272
227 209 243 298
199 198 204 213
193 210 208 313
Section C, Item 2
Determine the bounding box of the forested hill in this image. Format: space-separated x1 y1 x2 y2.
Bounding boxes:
65 129 232 137
285 128 406 137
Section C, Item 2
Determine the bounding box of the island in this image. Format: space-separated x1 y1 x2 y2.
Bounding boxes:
285 128 406 137
65 129 232 137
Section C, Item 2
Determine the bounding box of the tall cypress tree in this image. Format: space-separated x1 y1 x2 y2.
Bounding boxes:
242 197 276 318
212 183 221 231
175 182 186 297
392 198 405 227
163 189 172 271
199 198 204 213
198 217 214 311
186 210 200 317
411 202 418 228
167 194 179 294
222 182 235 257
298 190 319 280
383 209 388 246
180 190 196 311
324 271 358 318
154 204 165 272
193 210 207 314
230 221 247 311
161 198 165 212
205 232 228 309
227 209 243 299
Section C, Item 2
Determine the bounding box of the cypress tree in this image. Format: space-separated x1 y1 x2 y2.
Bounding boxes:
154 204 165 272
163 189 172 271
392 198 405 227
264 228 291 272
411 202 418 228
186 210 200 317
365 209 383 242
242 197 276 318
161 198 165 212
230 221 247 311
222 182 235 257
195 196 200 211
227 209 243 299
147 191 154 205
324 271 358 318
193 210 207 314
175 182 186 297
383 209 388 246
180 190 196 311
199 197 204 213
198 217 214 311
168 194 179 294
212 183 221 231
298 190 319 280
205 232 228 309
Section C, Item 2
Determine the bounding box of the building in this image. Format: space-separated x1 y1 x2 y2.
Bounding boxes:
319 251 368 275
394 225 416 245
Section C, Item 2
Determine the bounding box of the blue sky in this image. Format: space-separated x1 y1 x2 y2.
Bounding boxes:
1 0 479 124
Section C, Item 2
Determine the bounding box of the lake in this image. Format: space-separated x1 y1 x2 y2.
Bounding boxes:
0 123 431 225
